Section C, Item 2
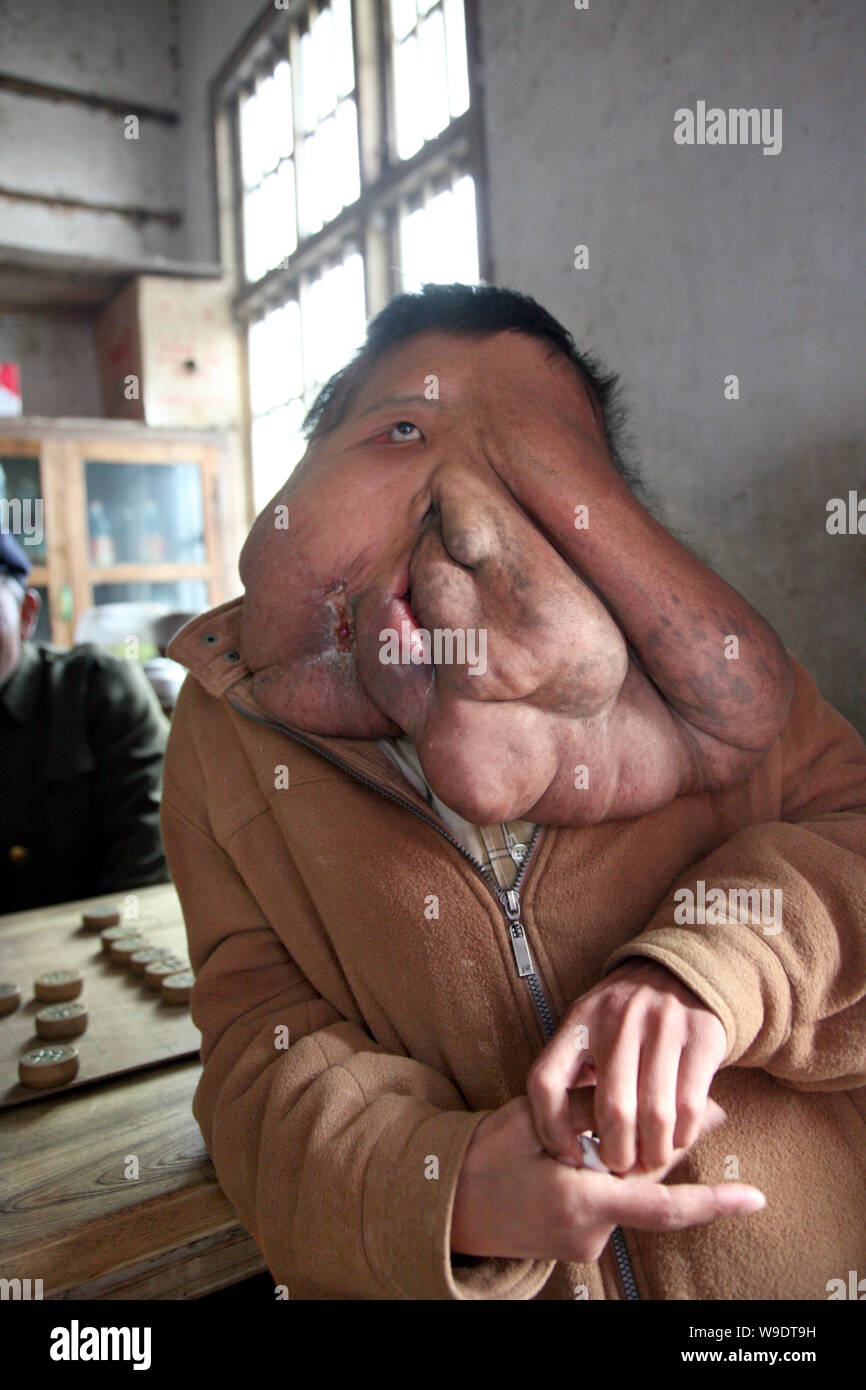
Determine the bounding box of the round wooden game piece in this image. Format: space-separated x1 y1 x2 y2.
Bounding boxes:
100 924 142 949
109 936 150 966
129 946 175 976
82 905 121 929
35 1001 89 1039
34 969 83 1002
160 971 194 1004
144 957 188 990
18 1044 80 1089
0 983 22 1016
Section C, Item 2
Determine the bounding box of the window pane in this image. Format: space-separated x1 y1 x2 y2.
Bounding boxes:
273 60 294 157
391 0 417 42
260 172 279 270
296 97 360 238
296 126 323 237
332 0 355 98
399 174 479 288
393 34 423 160
314 8 338 121
239 89 263 189
251 398 308 512
392 0 470 159
444 0 470 117
301 13 340 132
256 74 281 176
249 301 304 416
243 184 266 281
335 98 361 209
300 253 366 402
318 115 341 226
418 9 450 143
452 173 480 281
273 159 298 265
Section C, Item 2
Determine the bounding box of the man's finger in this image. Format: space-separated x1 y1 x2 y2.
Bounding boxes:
567 1086 598 1138
632 1097 728 1180
577 1095 728 1178
527 1028 594 1161
636 1017 682 1170
593 1019 642 1172
673 1036 724 1150
592 1178 766 1233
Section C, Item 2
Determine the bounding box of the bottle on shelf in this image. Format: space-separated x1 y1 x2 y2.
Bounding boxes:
88 499 116 567
140 499 165 564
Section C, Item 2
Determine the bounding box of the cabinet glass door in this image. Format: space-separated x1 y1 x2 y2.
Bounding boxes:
0 453 46 565
84 461 206 568
91 580 209 609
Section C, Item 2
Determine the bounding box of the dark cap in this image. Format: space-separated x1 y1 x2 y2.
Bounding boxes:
0 531 32 584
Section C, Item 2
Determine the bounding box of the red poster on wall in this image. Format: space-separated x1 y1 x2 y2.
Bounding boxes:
0 363 22 416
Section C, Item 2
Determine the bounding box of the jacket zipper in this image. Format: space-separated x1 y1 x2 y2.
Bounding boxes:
227 694 639 1299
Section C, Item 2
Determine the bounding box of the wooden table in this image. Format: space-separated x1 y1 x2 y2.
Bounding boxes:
0 884 267 1299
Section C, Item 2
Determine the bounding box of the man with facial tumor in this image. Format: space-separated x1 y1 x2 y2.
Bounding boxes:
162 285 866 1300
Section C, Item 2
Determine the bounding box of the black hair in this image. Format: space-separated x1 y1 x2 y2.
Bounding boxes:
302 282 644 494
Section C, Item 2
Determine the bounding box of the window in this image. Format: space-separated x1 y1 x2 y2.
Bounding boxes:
215 0 484 512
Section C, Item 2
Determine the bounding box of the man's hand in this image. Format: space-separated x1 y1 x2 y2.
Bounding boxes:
450 1091 764 1264
526 959 729 1173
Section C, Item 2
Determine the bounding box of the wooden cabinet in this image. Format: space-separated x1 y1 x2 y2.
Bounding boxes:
0 419 246 647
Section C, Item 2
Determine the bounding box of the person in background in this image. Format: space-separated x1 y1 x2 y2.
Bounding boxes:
144 610 202 719
0 532 170 912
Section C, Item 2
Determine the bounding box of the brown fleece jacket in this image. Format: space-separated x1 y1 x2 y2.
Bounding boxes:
161 597 866 1301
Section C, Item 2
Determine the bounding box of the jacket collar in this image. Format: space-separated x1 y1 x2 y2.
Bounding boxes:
166 598 447 818
0 640 43 723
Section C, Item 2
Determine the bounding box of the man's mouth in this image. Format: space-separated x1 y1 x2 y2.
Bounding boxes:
387 562 422 635
323 568 423 657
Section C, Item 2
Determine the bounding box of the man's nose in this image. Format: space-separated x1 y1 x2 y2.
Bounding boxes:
422 459 510 571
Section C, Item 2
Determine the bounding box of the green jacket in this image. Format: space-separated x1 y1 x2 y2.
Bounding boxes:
0 641 170 912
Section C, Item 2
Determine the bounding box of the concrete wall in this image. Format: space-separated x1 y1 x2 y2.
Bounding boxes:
0 311 102 416
0 0 184 261
477 0 865 733
176 0 265 266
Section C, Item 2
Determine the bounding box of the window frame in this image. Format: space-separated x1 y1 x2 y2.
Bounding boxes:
211 0 491 321
209 0 491 516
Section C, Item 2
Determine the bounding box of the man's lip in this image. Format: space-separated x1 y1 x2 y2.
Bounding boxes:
385 592 420 635
390 561 411 601
390 562 419 630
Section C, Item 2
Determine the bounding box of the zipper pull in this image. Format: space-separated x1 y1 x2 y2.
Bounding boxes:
500 889 536 978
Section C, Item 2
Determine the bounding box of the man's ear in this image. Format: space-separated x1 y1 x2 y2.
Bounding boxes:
20 587 41 640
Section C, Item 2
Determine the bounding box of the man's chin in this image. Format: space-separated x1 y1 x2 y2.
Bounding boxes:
249 662 402 741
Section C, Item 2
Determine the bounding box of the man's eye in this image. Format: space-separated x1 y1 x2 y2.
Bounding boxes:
383 420 423 442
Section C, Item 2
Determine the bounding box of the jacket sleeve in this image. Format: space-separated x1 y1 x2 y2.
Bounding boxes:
603 657 866 1090
160 754 554 1301
87 652 171 892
